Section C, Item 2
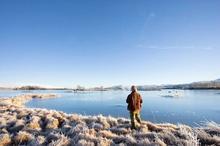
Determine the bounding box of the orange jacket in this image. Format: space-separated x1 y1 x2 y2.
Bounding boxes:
126 91 143 112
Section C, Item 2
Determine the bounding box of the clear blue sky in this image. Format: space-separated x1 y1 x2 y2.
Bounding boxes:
0 0 220 87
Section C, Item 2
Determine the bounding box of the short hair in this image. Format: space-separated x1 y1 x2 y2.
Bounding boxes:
131 85 137 92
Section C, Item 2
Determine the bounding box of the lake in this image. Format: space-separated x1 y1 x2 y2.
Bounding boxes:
1 89 220 126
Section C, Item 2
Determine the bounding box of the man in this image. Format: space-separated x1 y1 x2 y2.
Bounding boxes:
126 85 143 129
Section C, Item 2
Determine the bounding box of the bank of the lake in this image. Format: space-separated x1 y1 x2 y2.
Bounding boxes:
0 94 220 146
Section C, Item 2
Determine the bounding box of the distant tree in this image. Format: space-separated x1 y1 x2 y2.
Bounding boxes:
76 85 85 91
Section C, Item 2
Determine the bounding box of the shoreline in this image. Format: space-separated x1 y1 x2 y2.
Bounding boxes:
0 94 58 107
0 94 220 145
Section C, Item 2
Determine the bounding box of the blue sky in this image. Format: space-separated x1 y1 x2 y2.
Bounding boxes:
0 0 220 87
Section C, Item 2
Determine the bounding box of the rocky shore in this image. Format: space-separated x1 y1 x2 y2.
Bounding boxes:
0 95 219 146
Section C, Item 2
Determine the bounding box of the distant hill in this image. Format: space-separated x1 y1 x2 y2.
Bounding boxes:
130 79 220 91
188 80 220 89
215 79 220 82
159 79 220 90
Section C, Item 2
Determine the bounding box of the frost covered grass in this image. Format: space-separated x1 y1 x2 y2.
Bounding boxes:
0 94 57 107
194 121 220 145
0 104 219 146
0 94 219 146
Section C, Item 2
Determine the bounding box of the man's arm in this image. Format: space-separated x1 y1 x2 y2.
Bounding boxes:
126 95 130 103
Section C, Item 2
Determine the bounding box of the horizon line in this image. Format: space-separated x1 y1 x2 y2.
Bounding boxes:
0 78 219 89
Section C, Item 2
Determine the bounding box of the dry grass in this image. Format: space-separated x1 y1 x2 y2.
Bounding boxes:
48 134 70 146
14 131 34 145
26 116 41 130
195 122 220 145
0 133 11 146
45 116 60 129
0 104 218 145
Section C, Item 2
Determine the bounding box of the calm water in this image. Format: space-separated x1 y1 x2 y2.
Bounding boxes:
1 89 220 126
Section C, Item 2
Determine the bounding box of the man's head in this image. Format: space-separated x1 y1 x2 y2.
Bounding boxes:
131 85 137 92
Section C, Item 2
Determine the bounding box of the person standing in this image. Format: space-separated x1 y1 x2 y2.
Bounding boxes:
126 85 143 129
